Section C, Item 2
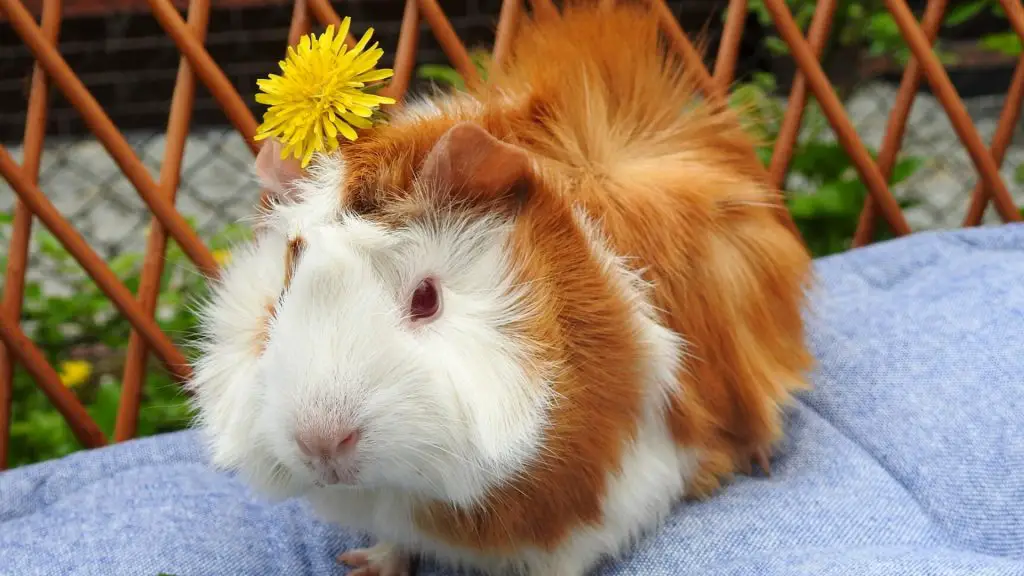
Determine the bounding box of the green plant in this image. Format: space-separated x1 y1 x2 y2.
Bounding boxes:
743 0 1021 67
0 214 250 469
416 48 492 91
950 0 1023 56
732 72 922 255
743 0 924 63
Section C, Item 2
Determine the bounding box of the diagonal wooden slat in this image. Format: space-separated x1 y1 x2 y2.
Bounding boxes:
12 0 1021 466
767 0 837 190
306 0 358 46
381 0 420 102
145 0 259 150
649 0 723 101
963 53 1024 226
288 0 311 46
0 0 62 471
493 0 522 68
529 0 559 20
763 0 912 236
853 0 949 246
0 0 220 278
957 0 1024 225
883 0 1020 223
998 0 1024 42
417 0 482 87
115 0 212 443
0 148 191 383
714 0 748 88
0 311 106 450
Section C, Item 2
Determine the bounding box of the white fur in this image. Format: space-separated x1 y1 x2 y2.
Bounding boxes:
191 142 695 576
190 150 553 508
538 209 696 575
386 91 484 127
310 209 696 576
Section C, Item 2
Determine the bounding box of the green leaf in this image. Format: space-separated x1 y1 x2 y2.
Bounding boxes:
764 36 790 55
470 49 492 82
891 155 924 185
37 231 69 261
945 0 989 26
88 380 123 439
1015 163 1024 184
979 32 1022 56
416 64 466 91
867 12 900 40
787 181 859 219
788 140 854 182
109 252 142 278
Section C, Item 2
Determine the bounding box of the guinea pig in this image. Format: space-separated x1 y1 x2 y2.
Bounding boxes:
186 3 813 575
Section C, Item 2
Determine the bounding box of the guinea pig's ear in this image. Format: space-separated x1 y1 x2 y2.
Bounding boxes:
420 122 531 210
254 138 304 203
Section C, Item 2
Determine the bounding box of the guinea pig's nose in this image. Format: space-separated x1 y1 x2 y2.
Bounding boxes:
295 428 360 461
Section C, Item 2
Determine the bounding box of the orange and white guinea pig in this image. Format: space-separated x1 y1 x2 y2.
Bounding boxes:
187 2 813 575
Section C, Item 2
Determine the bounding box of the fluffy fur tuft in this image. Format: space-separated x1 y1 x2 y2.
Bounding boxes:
188 3 813 575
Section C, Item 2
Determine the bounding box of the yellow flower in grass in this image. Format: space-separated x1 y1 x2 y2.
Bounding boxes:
58 360 92 389
212 249 231 266
254 18 396 167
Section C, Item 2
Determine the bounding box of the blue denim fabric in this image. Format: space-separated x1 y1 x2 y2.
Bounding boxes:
2 224 1023 576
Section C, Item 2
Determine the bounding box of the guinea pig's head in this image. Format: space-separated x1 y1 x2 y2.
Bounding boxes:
187 120 563 506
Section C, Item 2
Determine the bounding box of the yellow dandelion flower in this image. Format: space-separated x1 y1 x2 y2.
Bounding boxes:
254 18 396 168
212 249 231 266
58 360 93 389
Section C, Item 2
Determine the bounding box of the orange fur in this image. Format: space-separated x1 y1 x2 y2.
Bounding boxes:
333 0 812 554
283 236 306 292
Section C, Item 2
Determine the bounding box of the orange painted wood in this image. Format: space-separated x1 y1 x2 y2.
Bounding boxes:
417 0 481 87
764 0 912 236
381 0 420 102
0 0 62 471
5 0 1022 463
0 147 192 383
962 54 1024 226
649 0 723 101
0 311 107 450
115 0 211 443
883 0 1020 223
493 0 521 68
768 0 837 190
998 0 1024 42
287 0 310 46
145 0 260 150
714 0 748 88
528 0 558 20
853 0 949 246
7 0 285 19
306 0 358 47
0 0 221 279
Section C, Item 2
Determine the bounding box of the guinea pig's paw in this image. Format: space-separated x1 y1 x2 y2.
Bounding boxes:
338 541 411 576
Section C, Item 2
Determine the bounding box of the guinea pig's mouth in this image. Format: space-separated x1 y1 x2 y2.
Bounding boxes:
292 443 364 489
308 462 360 488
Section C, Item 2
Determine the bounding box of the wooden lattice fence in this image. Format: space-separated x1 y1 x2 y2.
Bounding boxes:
0 0 1022 469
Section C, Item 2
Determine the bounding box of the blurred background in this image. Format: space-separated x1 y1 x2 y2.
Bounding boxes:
1 0 1022 467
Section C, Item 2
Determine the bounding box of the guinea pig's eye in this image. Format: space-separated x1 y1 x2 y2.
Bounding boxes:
409 277 441 322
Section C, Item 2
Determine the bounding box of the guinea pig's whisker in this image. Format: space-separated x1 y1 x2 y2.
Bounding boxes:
404 443 461 469
418 442 470 466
